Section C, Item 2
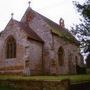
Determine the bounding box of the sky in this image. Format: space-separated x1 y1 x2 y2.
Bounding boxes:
0 0 85 31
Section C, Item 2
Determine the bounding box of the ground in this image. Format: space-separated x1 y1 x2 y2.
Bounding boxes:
0 74 90 83
0 74 90 90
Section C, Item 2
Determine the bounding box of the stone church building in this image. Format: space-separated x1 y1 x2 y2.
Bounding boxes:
0 6 84 75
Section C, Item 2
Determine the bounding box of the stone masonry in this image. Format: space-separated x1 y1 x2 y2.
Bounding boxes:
0 6 84 75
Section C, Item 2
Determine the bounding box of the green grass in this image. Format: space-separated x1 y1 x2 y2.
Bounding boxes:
0 74 90 84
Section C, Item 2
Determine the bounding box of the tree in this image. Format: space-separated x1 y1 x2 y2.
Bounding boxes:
71 0 90 68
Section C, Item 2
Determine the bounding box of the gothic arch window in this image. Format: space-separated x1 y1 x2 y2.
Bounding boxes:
6 36 16 59
58 47 64 66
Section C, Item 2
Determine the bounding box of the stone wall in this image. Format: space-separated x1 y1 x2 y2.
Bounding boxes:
0 22 28 74
28 13 54 75
52 34 81 74
0 20 44 75
24 39 43 75
0 79 70 90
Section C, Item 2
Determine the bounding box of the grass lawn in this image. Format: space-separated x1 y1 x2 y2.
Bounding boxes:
0 74 90 84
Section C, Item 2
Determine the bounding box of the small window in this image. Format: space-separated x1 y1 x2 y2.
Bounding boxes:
6 36 16 59
58 47 64 66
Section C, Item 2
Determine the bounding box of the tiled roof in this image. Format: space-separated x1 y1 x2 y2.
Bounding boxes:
21 7 79 45
38 14 80 45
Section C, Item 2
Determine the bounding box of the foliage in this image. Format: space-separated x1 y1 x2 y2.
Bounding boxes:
71 0 90 54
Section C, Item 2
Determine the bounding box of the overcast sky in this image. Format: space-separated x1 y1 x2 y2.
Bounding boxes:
0 0 85 31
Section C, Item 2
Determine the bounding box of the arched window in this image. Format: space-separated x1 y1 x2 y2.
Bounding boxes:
58 47 64 66
6 36 16 59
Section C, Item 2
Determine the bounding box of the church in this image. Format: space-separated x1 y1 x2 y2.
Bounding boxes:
0 4 84 75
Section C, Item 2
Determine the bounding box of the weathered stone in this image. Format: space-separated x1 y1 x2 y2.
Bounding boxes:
0 7 84 75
